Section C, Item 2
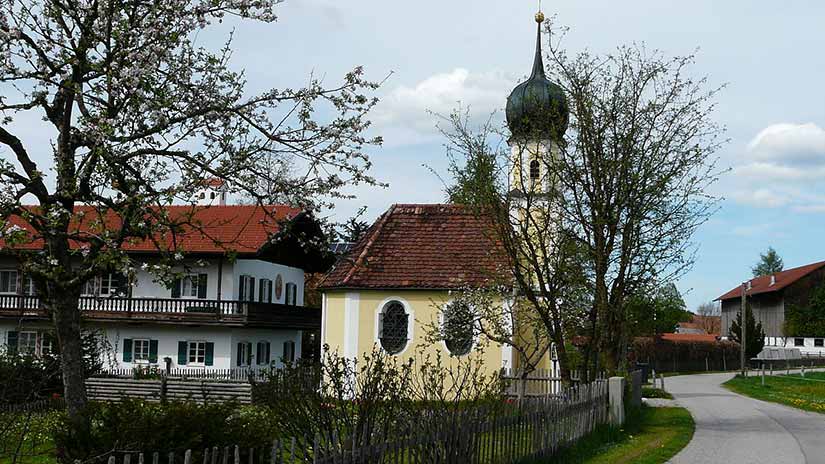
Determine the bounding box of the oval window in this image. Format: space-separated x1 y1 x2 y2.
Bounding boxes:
379 301 409 355
274 274 283 300
444 301 474 356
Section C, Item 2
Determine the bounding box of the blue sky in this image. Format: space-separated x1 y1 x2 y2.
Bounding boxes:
6 0 825 311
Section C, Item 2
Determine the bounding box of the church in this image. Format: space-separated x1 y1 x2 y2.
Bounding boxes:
318 11 569 376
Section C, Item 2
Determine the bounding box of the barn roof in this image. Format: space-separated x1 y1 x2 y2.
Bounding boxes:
716 260 825 301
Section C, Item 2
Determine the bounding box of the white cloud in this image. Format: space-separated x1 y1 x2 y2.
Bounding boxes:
373 68 516 144
747 123 825 166
726 123 825 212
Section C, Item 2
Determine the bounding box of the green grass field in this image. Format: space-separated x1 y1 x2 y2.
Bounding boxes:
544 406 694 464
724 371 825 414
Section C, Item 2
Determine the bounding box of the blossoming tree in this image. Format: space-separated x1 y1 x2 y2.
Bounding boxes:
0 0 382 433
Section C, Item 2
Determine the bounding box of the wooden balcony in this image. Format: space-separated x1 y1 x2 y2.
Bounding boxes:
0 294 320 330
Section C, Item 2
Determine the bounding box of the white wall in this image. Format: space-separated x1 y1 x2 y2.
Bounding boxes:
0 321 304 370
234 259 304 305
766 336 825 356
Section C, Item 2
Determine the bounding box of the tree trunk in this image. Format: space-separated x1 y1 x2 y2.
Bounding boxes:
47 291 89 428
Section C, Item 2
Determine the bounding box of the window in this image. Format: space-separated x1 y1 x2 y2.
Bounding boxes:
443 301 474 356
18 331 37 355
285 282 298 306
83 273 125 297
815 339 824 348
283 340 295 363
210 192 216 200
188 341 206 365
171 273 207 299
238 275 255 302
794 338 805 347
529 160 540 181
133 339 150 362
256 341 271 365
274 275 283 301
0 270 18 294
21 275 36 296
181 275 199 298
41 333 54 356
199 192 205 199
378 301 409 355
237 341 251 367
259 279 273 303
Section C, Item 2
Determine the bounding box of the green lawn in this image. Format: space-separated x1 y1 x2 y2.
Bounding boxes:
724 372 825 414
543 406 694 464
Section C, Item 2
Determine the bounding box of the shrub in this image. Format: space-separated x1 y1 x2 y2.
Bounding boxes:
54 400 279 462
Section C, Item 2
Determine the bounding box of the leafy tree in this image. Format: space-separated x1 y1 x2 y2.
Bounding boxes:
626 284 693 336
0 0 381 433
729 303 766 359
784 286 825 336
752 247 784 277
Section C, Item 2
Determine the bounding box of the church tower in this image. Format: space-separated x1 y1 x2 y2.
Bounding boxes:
505 11 569 198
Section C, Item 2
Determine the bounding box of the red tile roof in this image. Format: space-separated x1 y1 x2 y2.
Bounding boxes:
659 333 719 343
318 204 510 290
2 205 300 255
716 260 825 301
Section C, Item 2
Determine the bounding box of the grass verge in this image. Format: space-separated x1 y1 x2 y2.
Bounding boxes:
641 387 673 399
540 406 694 464
724 372 825 414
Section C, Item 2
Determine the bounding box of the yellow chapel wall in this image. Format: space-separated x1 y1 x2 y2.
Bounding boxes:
322 289 509 376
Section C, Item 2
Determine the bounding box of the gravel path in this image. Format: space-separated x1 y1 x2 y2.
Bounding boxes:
666 372 825 464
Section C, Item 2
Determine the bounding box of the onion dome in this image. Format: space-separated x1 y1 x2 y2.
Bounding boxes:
505 13 569 140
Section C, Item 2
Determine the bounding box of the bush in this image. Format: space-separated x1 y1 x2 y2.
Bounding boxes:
54 400 279 462
632 337 740 373
0 352 63 404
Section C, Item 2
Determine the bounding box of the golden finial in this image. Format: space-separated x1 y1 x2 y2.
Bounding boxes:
535 11 545 23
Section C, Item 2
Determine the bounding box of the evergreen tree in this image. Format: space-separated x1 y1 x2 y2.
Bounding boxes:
752 247 784 277
729 303 766 359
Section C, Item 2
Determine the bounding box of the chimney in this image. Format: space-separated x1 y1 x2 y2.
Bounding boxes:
770 274 776 286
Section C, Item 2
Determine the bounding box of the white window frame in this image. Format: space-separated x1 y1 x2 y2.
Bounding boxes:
187 340 206 366
21 274 36 296
180 274 200 298
133 339 151 363
815 338 824 348
18 331 38 355
238 341 250 367
794 338 805 347
0 270 18 294
259 279 273 303
285 282 298 306
373 297 414 357
99 273 119 296
41 335 54 356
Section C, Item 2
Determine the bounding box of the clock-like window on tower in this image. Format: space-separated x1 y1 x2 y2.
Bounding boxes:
529 160 540 181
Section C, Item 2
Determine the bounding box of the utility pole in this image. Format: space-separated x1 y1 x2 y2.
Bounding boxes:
740 281 748 377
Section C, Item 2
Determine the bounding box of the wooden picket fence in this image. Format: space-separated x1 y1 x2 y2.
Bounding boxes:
75 380 609 464
0 397 65 413
500 368 605 398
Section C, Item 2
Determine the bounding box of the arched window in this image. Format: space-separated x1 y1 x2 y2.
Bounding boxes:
529 160 540 181
443 301 474 356
378 301 409 354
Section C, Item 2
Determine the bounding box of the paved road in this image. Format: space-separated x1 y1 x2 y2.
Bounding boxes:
666 372 825 464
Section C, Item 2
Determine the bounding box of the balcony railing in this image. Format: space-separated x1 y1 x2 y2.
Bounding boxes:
0 294 320 329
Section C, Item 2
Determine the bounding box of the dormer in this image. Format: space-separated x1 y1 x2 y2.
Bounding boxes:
195 178 228 206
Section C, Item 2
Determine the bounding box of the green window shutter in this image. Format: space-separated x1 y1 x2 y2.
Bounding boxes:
205 342 214 366
7 331 18 353
123 339 133 363
171 278 181 299
197 274 208 299
238 276 246 301
265 342 271 364
249 278 256 302
246 342 252 366
256 342 262 365
149 340 159 363
177 341 188 365
237 342 243 366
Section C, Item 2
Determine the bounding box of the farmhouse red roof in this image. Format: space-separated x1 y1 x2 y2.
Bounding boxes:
716 260 825 301
318 204 510 290
2 204 300 255
659 333 719 343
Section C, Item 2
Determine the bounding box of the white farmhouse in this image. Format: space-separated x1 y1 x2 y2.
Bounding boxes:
0 203 321 371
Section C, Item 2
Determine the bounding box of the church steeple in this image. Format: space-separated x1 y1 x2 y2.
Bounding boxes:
505 10 569 142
